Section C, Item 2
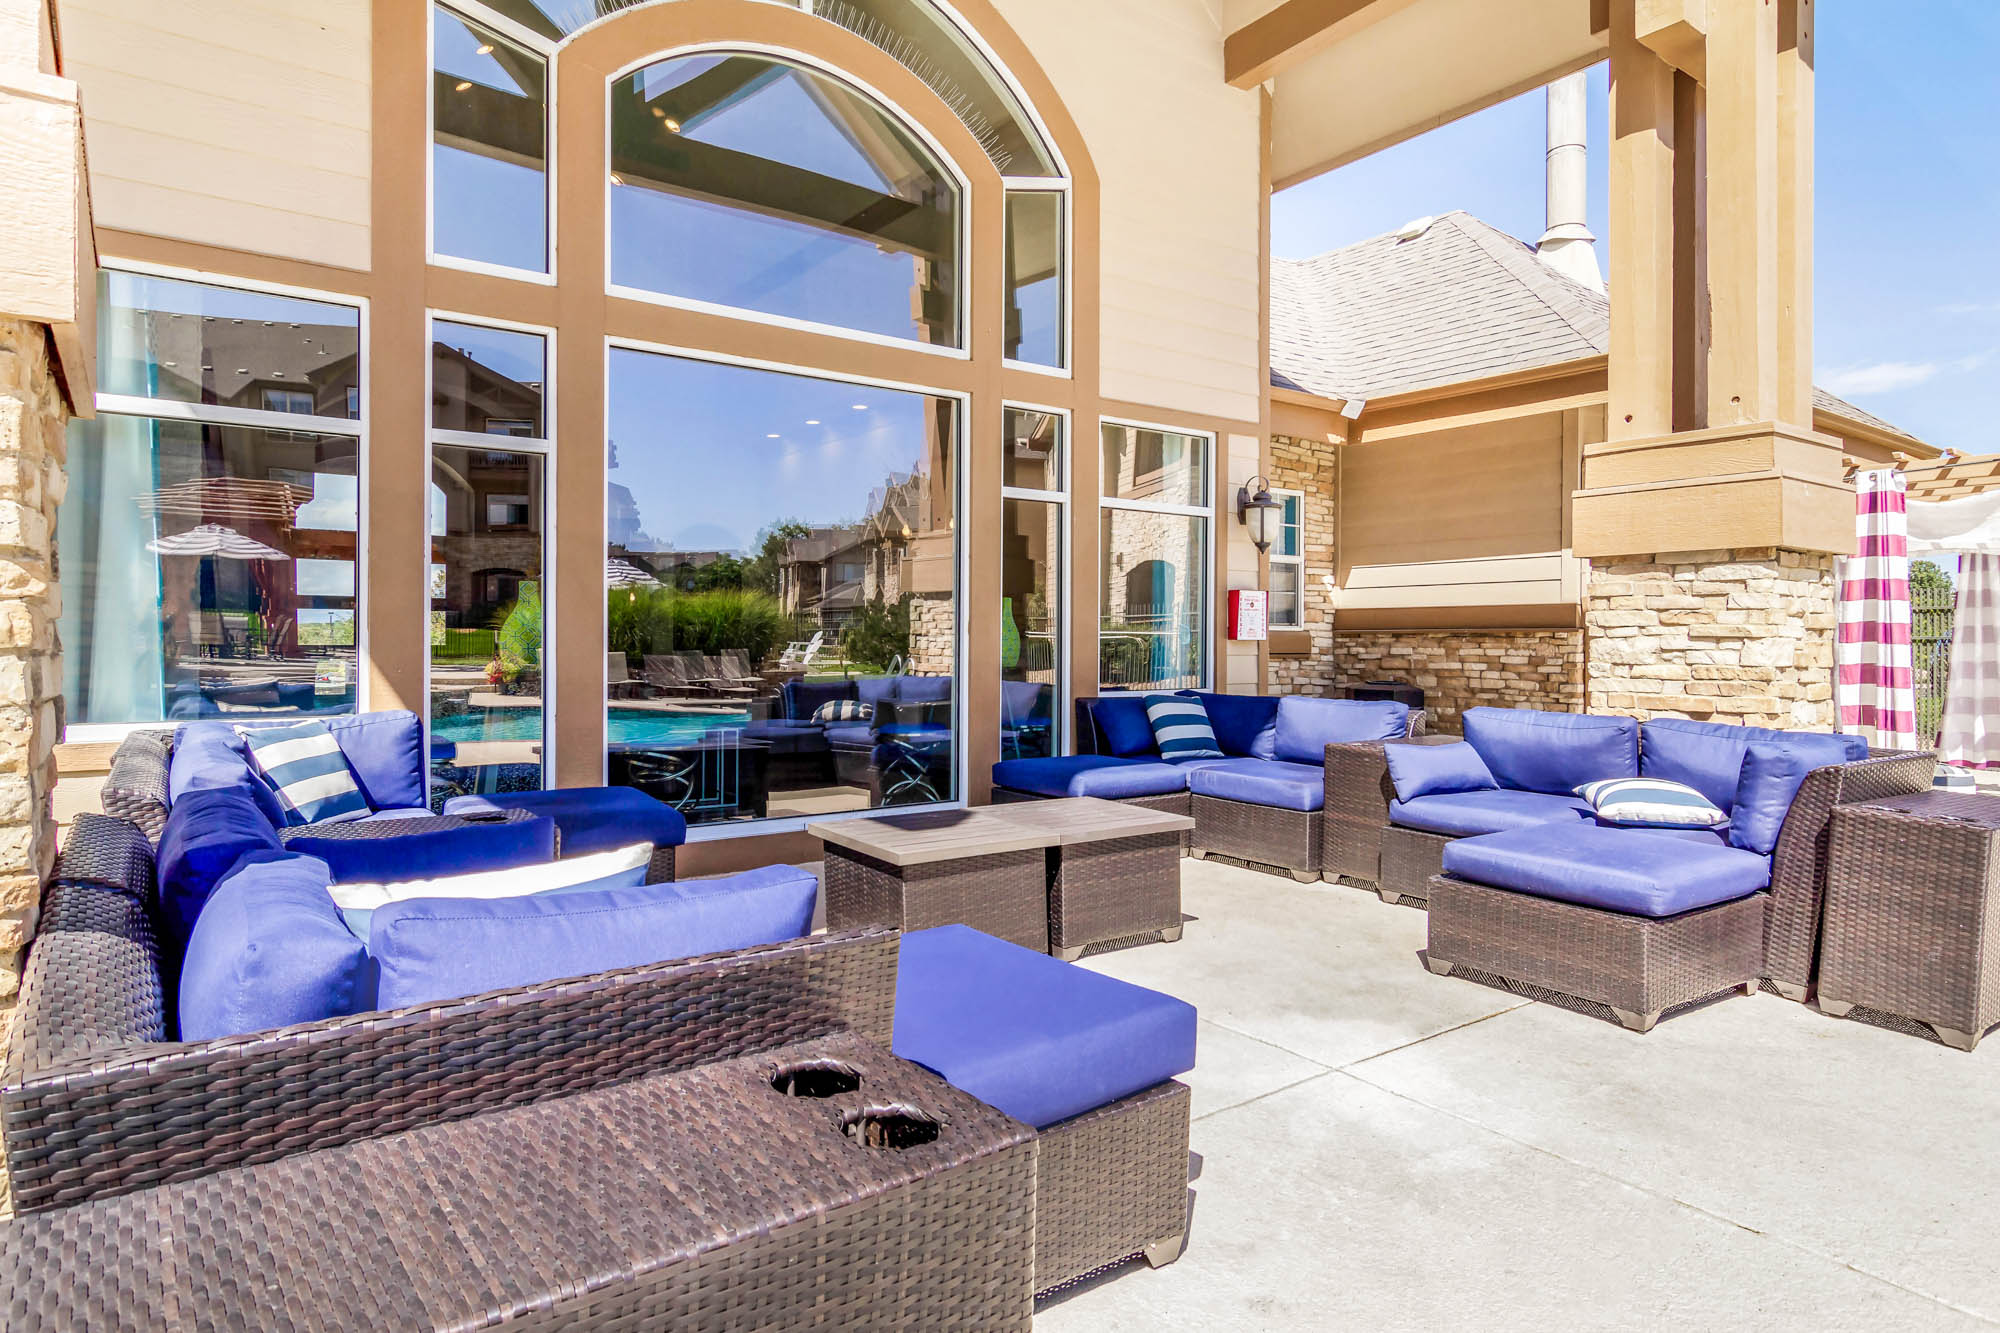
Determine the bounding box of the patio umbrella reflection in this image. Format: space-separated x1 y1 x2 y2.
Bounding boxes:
148 523 288 561
607 557 664 588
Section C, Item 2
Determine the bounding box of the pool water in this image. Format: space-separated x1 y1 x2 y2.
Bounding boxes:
430 708 751 746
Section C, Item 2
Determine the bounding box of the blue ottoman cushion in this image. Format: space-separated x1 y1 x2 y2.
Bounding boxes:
992 755 1202 800
1389 789 1594 837
443 786 687 857
1441 822 1772 917
1186 757 1326 811
894 925 1196 1129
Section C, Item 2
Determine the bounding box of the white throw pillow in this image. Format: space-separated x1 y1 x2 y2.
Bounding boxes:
328 842 654 911
1574 777 1729 829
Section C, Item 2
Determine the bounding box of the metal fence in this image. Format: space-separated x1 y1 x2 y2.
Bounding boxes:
1912 574 1956 745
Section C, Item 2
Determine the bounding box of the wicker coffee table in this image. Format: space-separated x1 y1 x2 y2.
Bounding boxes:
1820 790 2000 1051
815 809 1054 951
983 797 1193 959
0 1033 1037 1330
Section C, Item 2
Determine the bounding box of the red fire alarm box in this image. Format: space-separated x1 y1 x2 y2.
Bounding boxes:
1228 589 1268 641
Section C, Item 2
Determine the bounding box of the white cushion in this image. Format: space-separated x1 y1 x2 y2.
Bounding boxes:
328 842 653 911
1574 777 1729 829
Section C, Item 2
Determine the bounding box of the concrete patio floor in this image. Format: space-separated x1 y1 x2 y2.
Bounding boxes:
1036 858 2000 1332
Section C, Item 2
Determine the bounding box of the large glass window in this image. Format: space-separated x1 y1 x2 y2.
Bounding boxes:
609 53 961 347
1004 191 1064 368
433 5 548 274
429 321 550 798
1000 408 1063 756
606 348 960 826
1099 422 1210 692
61 273 363 730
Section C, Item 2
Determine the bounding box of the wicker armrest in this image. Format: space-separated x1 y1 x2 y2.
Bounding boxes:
2 926 900 1213
1764 749 1939 998
48 813 157 901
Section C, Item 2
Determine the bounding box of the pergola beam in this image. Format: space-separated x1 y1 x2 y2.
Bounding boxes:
1223 0 1417 89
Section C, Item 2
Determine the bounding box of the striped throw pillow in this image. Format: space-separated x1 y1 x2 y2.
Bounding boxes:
1145 694 1223 761
1574 776 1728 829
235 721 372 827
812 699 873 724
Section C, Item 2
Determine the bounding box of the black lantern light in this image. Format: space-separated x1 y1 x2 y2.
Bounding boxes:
1236 475 1282 553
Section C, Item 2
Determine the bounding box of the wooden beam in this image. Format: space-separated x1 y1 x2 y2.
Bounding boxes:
1223 0 1416 89
1607 0 1678 441
1634 0 1708 82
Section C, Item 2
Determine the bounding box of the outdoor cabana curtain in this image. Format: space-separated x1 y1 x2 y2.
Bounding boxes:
1835 470 1917 750
1908 489 2000 770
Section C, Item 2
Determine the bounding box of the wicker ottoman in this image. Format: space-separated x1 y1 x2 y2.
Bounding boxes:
1819 791 2000 1051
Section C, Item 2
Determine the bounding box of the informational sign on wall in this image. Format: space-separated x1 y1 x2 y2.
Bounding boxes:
1228 588 1268 641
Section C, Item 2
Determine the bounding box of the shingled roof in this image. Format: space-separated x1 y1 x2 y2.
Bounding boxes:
1271 210 1926 446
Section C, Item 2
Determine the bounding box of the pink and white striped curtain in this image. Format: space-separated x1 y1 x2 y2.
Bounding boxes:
1835 470 1918 749
1939 555 2000 769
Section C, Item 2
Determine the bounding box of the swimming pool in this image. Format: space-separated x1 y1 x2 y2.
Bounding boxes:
430 707 751 746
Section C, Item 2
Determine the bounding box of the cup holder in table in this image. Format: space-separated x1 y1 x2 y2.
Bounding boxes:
839 1104 942 1150
769 1059 863 1099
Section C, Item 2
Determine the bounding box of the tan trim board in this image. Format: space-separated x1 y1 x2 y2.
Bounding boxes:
1331 605 1584 632
1225 0 1418 90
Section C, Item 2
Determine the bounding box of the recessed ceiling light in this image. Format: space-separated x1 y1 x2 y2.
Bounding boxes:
454 80 472 92
475 42 494 54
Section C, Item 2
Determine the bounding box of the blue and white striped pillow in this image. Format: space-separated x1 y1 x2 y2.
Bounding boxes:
1574 776 1728 829
1145 694 1223 761
812 699 873 724
234 721 371 827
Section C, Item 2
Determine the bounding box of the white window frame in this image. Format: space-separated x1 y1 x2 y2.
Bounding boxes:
603 334 971 839
1268 486 1305 628
64 262 370 744
425 310 558 789
1000 401 1070 754
1001 182 1072 379
1096 416 1215 693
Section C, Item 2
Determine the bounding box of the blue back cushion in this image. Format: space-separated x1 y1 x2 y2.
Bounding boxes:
783 679 857 721
896 675 953 703
1463 708 1638 795
289 815 557 884
1179 691 1279 759
1001 680 1048 724
1728 734 1862 855
323 711 426 810
1642 718 1867 816
169 723 285 825
370 865 818 1010
1384 740 1497 802
1144 694 1224 761
1273 697 1410 765
1090 695 1160 757
157 788 287 949
854 676 900 708
178 852 369 1041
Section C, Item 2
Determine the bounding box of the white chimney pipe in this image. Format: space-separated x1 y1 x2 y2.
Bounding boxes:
1536 71 1603 293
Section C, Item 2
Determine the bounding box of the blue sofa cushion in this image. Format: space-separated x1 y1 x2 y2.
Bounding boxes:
370 864 817 1010
1090 695 1160 757
1441 822 1772 917
744 721 830 755
992 755 1202 800
1728 734 1862 855
781 679 857 721
1001 679 1049 725
1273 697 1410 765
322 710 426 811
1462 707 1638 795
169 722 285 824
1390 789 1593 838
1385 741 1496 802
855 676 900 708
893 925 1196 1129
824 723 875 749
178 852 369 1040
291 814 558 884
1177 691 1279 760
444 787 689 857
1641 718 1868 816
1187 757 1325 812
1144 694 1223 761
157 787 287 948
896 675 953 703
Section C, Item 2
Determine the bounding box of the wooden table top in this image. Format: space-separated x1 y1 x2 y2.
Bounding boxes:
809 798 1192 866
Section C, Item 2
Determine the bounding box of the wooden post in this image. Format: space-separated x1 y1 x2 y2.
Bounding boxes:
1703 0 1780 428
1607 1 1679 443
1776 0 1815 428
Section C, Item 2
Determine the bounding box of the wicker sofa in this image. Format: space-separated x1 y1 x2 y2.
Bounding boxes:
993 692 1426 880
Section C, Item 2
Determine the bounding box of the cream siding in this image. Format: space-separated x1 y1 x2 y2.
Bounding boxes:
63 0 371 270
1222 430 1262 689
1000 0 1264 427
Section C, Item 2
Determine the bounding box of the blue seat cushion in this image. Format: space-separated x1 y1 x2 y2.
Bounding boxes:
1089 695 1160 758
1728 734 1863 855
1177 691 1279 760
1462 708 1638 796
1273 697 1410 764
1441 822 1772 917
157 787 286 949
1604 822 1731 849
178 852 369 1040
1642 719 1868 818
290 814 557 884
1385 740 1497 802
744 721 830 755
992 755 1201 800
370 864 817 1010
1389 788 1594 837
1187 757 1325 812
824 723 875 749
442 786 689 857
893 925 1196 1129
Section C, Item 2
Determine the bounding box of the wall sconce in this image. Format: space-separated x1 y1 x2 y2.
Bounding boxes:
1236 475 1282 553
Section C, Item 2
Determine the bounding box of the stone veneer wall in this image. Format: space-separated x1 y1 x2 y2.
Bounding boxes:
1267 433 1337 679
1584 548 1836 727
906 592 955 676
1275 630 1585 733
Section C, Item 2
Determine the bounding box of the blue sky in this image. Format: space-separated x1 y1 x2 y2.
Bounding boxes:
1273 3 1999 456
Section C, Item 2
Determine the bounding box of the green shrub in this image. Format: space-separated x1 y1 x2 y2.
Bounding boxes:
843 596 910 673
607 585 791 666
496 580 543 672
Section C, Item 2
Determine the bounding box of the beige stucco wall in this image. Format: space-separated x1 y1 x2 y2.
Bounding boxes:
1000 0 1264 427
61 0 371 270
